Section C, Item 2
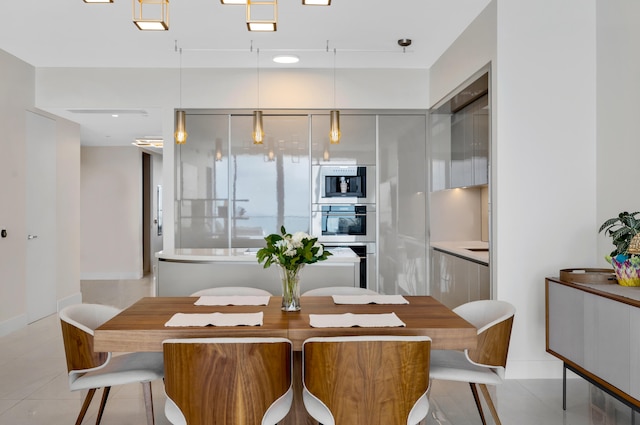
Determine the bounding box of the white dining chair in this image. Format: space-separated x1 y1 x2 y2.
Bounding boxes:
301 286 379 296
190 286 273 296
302 335 431 425
429 299 516 425
59 303 164 425
163 337 293 425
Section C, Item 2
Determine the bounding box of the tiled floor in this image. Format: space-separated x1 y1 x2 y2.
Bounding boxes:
0 277 636 424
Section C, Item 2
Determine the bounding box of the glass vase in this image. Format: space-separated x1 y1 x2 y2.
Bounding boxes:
279 265 303 311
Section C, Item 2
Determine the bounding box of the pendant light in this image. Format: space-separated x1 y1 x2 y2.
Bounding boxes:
329 48 341 144
132 0 169 31
253 48 264 144
174 47 188 144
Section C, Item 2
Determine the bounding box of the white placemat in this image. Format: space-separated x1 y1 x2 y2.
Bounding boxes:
194 295 270 306
164 312 264 327
332 295 409 305
309 312 406 328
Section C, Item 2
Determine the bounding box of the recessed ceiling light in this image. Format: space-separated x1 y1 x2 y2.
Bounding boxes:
273 55 300 64
133 138 163 148
112 114 119 118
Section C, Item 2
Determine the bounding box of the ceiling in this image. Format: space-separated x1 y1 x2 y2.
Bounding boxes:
0 0 490 147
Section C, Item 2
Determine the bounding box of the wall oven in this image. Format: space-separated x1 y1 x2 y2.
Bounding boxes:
311 204 376 244
312 204 376 289
312 165 375 204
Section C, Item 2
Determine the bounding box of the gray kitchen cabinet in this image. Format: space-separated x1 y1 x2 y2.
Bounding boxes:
450 93 488 188
430 111 451 191
311 114 376 165
175 113 310 249
546 278 640 410
377 114 427 295
430 248 489 309
430 72 489 190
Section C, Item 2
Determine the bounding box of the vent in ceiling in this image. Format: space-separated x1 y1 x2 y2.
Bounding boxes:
67 109 149 116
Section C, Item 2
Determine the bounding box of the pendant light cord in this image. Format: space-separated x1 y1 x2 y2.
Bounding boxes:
333 48 336 109
179 47 183 109
257 48 260 110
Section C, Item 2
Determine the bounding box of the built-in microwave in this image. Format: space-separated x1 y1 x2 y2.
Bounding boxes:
311 204 376 243
312 165 375 204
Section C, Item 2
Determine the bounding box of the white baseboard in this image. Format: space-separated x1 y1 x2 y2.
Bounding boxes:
80 272 143 280
58 292 82 311
505 359 583 380
0 313 27 338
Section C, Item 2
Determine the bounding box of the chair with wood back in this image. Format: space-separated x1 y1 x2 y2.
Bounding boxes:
162 337 293 425
429 299 515 425
59 303 164 425
302 335 431 425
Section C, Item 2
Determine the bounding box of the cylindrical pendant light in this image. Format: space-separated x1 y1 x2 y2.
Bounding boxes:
329 48 341 144
253 111 264 144
329 110 341 144
253 48 264 144
174 47 187 144
174 110 188 144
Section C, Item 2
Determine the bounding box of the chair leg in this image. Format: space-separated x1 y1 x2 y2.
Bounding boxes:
479 384 502 425
95 387 111 425
75 388 97 425
142 381 155 425
469 383 487 425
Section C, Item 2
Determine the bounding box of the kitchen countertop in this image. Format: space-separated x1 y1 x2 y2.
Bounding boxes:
430 241 489 265
156 247 360 263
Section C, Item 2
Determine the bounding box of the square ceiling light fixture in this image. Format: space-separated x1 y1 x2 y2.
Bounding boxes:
302 0 330 4
246 0 277 32
83 0 113 3
133 0 169 31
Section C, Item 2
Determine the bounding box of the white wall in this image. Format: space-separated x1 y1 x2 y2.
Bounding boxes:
430 188 484 242
0 49 32 330
0 50 81 335
81 147 143 279
52 115 82 310
429 0 600 379
596 0 640 261
496 0 597 379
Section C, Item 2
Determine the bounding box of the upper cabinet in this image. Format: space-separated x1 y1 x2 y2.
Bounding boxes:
430 72 489 190
311 114 376 165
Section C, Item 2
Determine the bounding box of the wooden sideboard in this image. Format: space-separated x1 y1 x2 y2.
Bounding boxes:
545 277 640 413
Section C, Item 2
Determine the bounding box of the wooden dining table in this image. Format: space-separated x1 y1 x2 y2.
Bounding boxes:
94 295 477 424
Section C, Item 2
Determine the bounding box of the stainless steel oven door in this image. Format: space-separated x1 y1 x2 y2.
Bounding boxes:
311 204 376 243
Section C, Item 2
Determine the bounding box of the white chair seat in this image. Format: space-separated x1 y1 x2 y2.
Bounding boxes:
427 300 515 425
60 303 164 425
429 350 502 385
70 352 164 391
190 286 272 296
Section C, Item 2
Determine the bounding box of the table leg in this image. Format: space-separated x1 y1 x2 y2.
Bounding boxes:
282 351 318 425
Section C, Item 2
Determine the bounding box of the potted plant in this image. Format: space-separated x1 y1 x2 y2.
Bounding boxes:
598 211 640 286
